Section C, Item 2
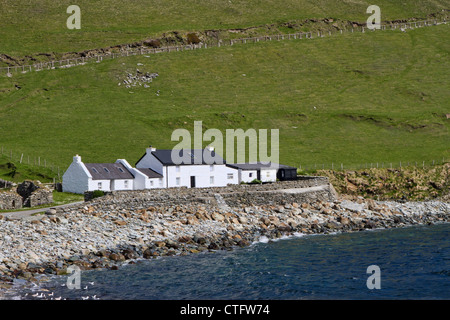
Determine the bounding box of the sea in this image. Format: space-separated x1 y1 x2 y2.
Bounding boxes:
3 223 449 301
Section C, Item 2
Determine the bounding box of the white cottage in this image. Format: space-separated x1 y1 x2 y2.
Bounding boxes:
62 155 135 194
135 146 238 188
226 162 298 183
62 148 297 193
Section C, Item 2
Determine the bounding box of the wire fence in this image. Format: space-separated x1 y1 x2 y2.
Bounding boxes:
298 158 449 172
0 17 447 76
0 146 62 181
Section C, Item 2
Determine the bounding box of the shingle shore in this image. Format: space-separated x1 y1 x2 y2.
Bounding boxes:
0 182 448 287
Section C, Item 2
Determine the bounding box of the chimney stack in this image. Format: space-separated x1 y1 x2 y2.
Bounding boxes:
73 154 81 163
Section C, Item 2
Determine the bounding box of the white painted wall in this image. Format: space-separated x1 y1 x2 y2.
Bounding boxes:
88 179 110 192
260 169 277 182
146 177 163 189
239 170 259 183
112 179 134 191
165 164 238 188
62 155 91 194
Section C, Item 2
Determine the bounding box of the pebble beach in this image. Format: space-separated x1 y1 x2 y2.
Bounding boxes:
1 181 448 294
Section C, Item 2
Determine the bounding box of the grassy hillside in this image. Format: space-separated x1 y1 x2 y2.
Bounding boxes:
0 0 449 58
0 25 448 172
0 154 56 183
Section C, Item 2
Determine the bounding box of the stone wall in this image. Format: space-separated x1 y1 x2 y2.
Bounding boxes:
221 186 337 207
16 180 53 207
27 188 53 207
0 180 53 210
0 192 23 210
81 176 335 210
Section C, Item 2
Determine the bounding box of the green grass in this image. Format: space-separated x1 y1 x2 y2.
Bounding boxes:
52 190 84 205
0 154 57 182
0 25 449 172
0 0 449 57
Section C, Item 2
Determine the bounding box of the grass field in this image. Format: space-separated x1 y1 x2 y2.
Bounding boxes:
0 24 449 175
0 0 449 57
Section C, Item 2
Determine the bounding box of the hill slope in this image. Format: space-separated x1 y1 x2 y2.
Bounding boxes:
0 25 448 171
0 0 449 58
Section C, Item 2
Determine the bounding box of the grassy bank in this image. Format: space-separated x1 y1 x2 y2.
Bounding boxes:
316 163 450 201
0 154 56 183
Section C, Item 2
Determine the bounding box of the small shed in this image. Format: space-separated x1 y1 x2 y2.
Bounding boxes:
276 164 298 181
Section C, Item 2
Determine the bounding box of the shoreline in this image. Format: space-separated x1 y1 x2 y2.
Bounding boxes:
0 181 449 297
1 220 448 300
0 188 450 287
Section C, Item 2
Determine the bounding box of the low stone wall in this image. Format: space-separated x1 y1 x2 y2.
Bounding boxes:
26 188 53 207
221 186 337 207
81 176 334 210
0 192 23 210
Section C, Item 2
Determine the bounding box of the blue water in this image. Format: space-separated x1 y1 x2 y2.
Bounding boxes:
20 223 450 300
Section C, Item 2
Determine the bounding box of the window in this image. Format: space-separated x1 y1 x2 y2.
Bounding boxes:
98 182 102 190
118 167 124 173
150 180 154 187
92 168 98 173
249 173 253 177
227 173 234 180
210 176 214 185
103 167 110 173
176 177 181 186
124 180 129 188
266 171 271 177
210 165 214 172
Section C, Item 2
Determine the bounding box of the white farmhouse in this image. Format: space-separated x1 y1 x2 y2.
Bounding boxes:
62 147 297 194
62 155 135 194
135 146 238 188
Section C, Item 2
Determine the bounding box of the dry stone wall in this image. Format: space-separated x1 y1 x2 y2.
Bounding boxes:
0 180 53 210
82 177 335 209
0 192 22 210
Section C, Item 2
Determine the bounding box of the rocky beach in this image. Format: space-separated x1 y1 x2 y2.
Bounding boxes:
0 178 449 295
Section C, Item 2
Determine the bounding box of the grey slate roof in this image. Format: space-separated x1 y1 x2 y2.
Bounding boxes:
151 149 225 165
135 168 163 179
226 162 297 170
85 163 134 180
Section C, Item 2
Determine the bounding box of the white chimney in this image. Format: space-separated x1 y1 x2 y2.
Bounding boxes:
206 145 215 152
146 145 156 153
73 154 81 163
